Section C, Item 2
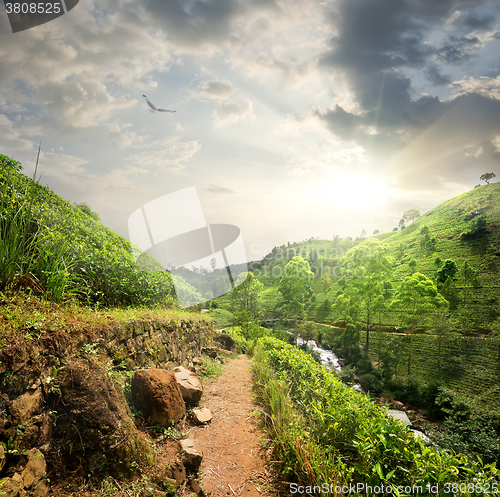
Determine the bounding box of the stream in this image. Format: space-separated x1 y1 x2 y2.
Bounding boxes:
296 337 435 446
296 337 365 393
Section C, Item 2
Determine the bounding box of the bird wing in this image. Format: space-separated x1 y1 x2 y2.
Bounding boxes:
143 95 158 111
157 108 176 113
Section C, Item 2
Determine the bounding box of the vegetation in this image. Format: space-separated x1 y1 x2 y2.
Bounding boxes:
254 337 499 494
0 155 195 308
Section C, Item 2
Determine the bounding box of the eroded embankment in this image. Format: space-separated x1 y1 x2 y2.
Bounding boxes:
0 303 212 495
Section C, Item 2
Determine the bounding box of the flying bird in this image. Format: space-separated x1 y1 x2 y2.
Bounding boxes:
142 94 176 113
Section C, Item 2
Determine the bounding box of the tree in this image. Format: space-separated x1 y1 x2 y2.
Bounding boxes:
390 273 449 375
297 321 318 343
398 219 406 230
231 272 264 321
278 256 314 330
480 172 496 185
436 259 458 284
360 229 367 239
339 240 393 352
425 237 437 252
403 208 421 225
373 229 380 235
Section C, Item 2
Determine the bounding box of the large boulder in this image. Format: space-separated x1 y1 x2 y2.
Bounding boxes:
131 368 186 427
9 387 43 424
173 366 203 406
58 358 154 476
21 448 46 488
213 333 235 351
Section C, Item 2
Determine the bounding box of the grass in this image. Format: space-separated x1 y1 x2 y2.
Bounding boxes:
0 158 184 308
0 291 204 351
254 337 500 495
196 355 224 381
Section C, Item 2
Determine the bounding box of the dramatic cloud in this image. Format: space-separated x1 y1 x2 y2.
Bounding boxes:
1 0 499 248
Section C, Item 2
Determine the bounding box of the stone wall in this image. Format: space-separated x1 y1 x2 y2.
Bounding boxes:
101 317 213 370
0 315 213 493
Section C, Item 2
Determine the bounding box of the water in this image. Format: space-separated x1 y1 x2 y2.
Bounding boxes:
296 337 365 393
296 337 342 371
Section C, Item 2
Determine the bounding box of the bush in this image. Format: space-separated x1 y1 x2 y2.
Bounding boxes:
337 364 355 386
405 377 423 406
255 337 498 489
358 373 382 393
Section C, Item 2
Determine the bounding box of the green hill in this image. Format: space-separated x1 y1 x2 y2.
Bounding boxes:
0 155 180 308
231 183 500 332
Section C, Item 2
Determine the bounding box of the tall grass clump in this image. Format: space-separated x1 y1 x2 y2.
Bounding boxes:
254 337 499 495
0 154 80 301
0 154 180 307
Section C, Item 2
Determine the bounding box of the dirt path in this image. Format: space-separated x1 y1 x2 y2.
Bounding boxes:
190 355 279 497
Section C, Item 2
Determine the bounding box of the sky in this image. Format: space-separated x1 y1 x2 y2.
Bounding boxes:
1 0 500 264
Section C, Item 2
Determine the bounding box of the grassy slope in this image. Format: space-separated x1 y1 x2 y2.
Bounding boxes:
243 183 500 329
375 182 500 285
1 162 208 345
1 164 179 307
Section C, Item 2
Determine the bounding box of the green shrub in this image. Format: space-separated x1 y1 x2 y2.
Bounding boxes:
255 337 498 490
358 373 382 393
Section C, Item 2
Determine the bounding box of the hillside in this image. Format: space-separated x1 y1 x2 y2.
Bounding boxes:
218 183 500 332
0 156 197 308
0 155 220 495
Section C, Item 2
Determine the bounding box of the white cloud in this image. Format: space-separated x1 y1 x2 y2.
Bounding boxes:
212 99 254 128
449 76 500 100
193 79 234 100
127 137 201 174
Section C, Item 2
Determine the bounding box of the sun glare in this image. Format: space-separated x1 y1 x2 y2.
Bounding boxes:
318 171 388 209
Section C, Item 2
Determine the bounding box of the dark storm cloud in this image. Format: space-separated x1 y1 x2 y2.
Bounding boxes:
462 11 496 29
426 65 451 86
437 35 480 64
320 0 437 73
142 0 277 48
312 104 363 140
316 0 500 163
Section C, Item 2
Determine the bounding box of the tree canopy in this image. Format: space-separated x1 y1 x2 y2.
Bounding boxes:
337 240 393 352
403 208 421 225
480 172 496 184
391 272 449 330
278 256 314 304
231 272 264 320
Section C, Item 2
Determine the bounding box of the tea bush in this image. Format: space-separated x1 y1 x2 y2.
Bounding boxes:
0 158 184 307
255 337 499 494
